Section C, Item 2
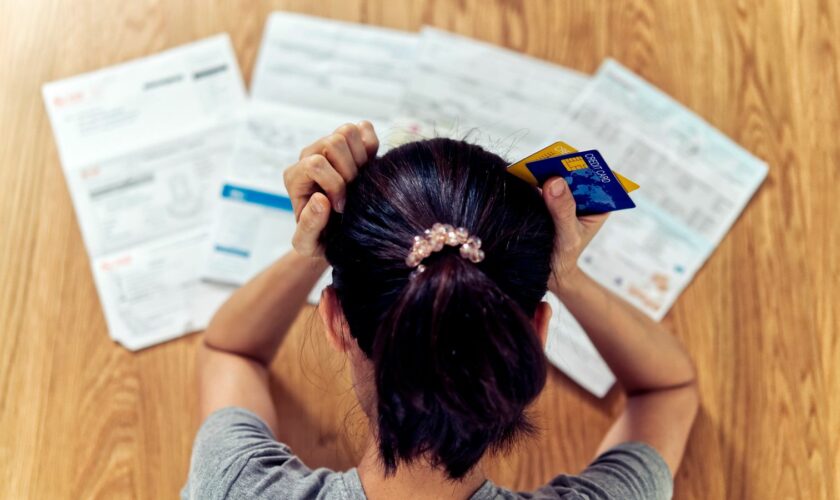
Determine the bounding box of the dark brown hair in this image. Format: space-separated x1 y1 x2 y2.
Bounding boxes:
323 138 555 479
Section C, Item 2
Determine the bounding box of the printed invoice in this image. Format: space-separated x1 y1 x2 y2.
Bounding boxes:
42 35 247 350
391 27 590 161
543 59 768 396
202 13 418 286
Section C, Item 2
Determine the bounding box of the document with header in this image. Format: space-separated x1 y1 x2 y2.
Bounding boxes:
391 27 590 159
251 12 418 126
203 102 356 285
542 59 768 396
203 13 418 286
43 35 247 350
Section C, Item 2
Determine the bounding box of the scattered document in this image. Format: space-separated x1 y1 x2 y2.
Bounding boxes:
202 102 355 285
251 12 418 127
203 13 419 287
562 59 768 320
542 59 768 392
42 35 247 350
543 293 615 397
391 27 589 159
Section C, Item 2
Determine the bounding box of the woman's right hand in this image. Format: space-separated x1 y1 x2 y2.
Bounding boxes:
541 177 609 293
283 121 379 257
541 177 699 476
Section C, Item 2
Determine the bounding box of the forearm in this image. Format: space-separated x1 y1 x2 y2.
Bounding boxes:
551 269 696 394
203 250 329 365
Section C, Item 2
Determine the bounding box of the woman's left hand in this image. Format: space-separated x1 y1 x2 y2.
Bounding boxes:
283 121 379 257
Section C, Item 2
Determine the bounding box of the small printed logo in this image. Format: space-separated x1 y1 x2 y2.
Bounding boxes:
52 91 84 107
100 255 132 271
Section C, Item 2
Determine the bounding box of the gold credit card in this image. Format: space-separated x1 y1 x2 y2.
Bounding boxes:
507 141 639 193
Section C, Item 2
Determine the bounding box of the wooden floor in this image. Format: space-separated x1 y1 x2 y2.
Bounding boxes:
1 0 837 498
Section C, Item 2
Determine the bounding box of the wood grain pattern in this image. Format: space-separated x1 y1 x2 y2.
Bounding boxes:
0 0 837 498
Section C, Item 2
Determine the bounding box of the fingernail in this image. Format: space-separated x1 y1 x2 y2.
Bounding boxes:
311 199 324 214
336 199 345 212
549 179 566 197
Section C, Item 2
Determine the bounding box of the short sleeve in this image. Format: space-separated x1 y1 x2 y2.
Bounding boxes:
532 442 673 499
578 442 673 499
182 407 313 500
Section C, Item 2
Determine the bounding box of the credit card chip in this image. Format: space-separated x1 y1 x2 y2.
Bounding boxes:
561 156 587 172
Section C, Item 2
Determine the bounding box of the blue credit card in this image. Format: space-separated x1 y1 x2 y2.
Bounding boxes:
525 149 636 215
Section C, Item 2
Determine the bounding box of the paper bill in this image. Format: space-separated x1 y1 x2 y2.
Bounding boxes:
42 35 247 349
541 59 768 394
203 14 420 290
391 27 589 159
203 103 356 286
560 59 768 320
251 12 418 123
543 293 616 397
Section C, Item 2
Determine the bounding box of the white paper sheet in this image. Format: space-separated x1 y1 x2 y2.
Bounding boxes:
203 14 419 289
203 103 356 286
390 27 590 160
251 12 418 123
563 59 768 319
43 35 247 349
543 293 615 397
542 59 769 393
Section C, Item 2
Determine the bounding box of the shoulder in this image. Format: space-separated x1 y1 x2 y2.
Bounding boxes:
183 407 359 500
486 442 673 500
570 442 673 499
549 442 672 499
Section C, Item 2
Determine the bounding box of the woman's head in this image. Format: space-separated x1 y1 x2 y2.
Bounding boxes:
319 138 555 479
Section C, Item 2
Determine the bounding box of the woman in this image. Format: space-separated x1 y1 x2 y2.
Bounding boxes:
185 122 698 499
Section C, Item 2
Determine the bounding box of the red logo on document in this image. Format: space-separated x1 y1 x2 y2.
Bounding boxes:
100 255 132 271
81 166 101 179
53 91 84 107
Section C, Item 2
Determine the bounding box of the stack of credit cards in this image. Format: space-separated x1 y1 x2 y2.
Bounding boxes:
507 141 638 216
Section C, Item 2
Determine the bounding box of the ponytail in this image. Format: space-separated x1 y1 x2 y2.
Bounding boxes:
372 253 546 479
324 138 555 480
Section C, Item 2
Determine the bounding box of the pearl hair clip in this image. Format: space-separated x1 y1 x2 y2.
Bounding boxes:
405 223 485 274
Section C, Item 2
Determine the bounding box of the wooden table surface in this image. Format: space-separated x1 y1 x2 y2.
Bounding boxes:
1 0 837 498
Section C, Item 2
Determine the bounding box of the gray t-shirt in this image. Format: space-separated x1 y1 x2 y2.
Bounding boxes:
184 407 673 499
